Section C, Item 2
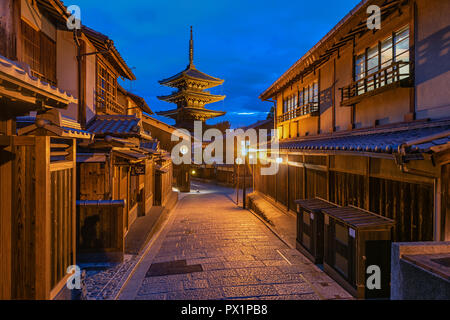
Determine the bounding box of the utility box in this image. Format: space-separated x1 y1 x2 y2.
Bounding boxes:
295 198 338 264
321 205 394 299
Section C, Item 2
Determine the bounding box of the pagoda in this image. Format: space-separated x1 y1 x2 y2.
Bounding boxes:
157 27 226 132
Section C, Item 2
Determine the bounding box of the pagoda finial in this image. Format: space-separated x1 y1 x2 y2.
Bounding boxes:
189 26 194 67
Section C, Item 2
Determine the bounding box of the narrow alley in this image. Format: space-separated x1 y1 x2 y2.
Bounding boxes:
118 182 352 300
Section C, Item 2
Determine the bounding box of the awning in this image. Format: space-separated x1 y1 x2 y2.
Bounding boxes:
155 164 169 173
77 153 107 163
86 115 142 137
278 120 450 156
113 149 148 162
16 113 92 139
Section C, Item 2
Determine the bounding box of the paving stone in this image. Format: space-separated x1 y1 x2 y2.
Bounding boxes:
137 293 168 300
222 285 278 298
273 283 315 295
166 288 224 300
183 279 209 290
116 183 350 301
261 259 292 267
207 276 261 287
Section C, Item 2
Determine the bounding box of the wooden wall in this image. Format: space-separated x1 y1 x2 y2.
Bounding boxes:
0 136 76 299
0 138 13 299
78 162 110 200
77 205 124 261
155 161 173 206
442 163 450 241
253 153 436 243
144 158 154 215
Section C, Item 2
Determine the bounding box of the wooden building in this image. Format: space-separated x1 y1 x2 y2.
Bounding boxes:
142 114 192 192
0 0 89 297
0 0 178 298
76 114 158 262
255 0 450 243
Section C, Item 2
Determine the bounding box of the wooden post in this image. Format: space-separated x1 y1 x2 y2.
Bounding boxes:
0 137 12 299
34 136 51 300
365 157 370 210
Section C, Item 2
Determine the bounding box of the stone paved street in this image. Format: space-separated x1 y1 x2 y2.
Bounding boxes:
118 182 353 300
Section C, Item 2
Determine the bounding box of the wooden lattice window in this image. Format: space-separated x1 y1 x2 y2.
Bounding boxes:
96 59 121 114
20 20 56 85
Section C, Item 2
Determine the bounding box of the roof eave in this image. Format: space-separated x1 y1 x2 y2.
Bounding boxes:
259 0 370 100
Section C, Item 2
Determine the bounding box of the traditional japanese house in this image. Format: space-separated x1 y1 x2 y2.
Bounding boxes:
142 114 192 192
0 0 91 299
47 20 169 262
255 0 450 245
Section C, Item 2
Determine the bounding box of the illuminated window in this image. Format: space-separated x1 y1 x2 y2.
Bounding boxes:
353 26 410 95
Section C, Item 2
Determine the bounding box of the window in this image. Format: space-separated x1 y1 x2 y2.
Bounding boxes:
299 89 304 107
279 80 319 122
21 20 56 85
96 59 121 114
395 27 410 79
353 26 410 95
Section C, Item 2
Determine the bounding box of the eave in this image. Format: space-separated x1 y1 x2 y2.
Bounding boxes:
260 0 407 100
82 26 136 80
156 107 226 120
157 90 225 104
0 54 77 118
159 65 224 88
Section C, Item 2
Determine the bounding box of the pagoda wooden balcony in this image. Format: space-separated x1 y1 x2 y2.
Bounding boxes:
340 61 413 106
277 102 319 123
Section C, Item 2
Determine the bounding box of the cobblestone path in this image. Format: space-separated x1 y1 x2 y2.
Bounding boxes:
118 183 352 300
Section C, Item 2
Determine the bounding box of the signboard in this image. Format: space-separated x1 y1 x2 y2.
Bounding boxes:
131 165 145 176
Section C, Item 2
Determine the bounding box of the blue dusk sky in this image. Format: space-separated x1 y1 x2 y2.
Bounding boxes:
71 0 360 128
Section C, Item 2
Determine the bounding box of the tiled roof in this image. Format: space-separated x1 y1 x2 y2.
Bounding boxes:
141 140 160 153
86 115 141 136
159 65 223 85
113 149 148 161
16 115 92 138
117 84 153 114
279 121 450 154
82 26 136 80
0 54 77 103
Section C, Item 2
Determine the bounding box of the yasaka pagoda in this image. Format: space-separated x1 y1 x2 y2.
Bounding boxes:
157 27 226 132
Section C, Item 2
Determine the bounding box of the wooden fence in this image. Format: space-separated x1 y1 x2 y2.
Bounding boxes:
155 161 173 206
0 136 76 299
76 200 126 262
254 154 435 242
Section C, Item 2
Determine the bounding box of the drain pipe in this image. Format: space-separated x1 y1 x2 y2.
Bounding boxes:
73 30 114 129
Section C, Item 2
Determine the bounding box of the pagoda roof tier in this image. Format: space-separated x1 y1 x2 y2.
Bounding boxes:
157 90 225 105
156 107 226 122
159 65 224 89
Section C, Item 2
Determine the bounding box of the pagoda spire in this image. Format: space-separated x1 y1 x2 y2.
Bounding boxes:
157 26 226 133
189 26 194 67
